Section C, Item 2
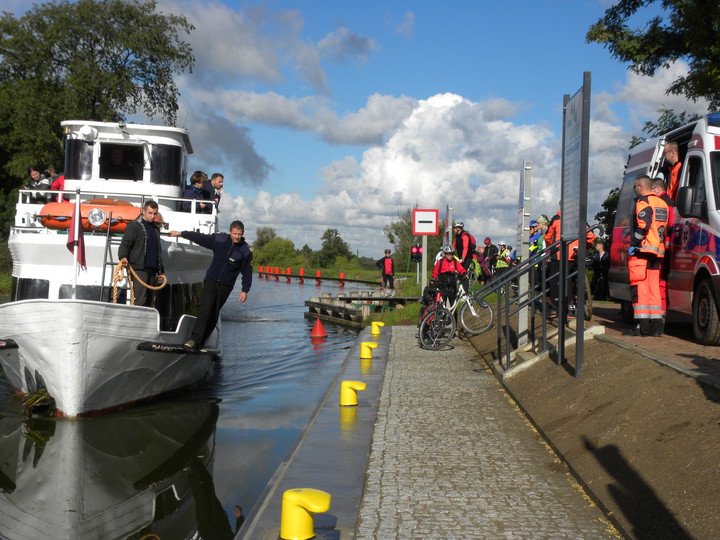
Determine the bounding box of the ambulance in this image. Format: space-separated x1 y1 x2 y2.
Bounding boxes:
609 112 720 344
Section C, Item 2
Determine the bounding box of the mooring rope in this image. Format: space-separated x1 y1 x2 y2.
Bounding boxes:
112 262 167 305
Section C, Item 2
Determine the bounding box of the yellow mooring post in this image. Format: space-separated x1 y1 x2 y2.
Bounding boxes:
280 488 332 540
371 321 385 336
360 341 377 359
340 380 366 406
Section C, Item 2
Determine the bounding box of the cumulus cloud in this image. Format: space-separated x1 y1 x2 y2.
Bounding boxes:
225 93 571 252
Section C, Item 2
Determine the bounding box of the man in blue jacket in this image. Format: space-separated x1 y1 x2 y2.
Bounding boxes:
169 220 253 350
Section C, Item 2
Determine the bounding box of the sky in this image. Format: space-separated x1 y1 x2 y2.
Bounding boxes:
10 0 712 255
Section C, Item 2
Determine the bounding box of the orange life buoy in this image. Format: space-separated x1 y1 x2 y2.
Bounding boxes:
38 201 142 233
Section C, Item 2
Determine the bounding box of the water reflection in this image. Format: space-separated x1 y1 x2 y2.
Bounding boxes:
0 400 234 540
0 278 363 537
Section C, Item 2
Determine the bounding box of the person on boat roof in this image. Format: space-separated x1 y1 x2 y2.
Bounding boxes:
118 200 166 307
182 170 212 213
169 221 253 351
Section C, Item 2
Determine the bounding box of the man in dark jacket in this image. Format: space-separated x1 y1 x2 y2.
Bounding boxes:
169 220 253 350
118 200 165 307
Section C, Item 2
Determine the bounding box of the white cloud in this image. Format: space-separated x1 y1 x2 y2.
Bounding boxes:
188 89 419 146
394 11 415 37
226 93 568 253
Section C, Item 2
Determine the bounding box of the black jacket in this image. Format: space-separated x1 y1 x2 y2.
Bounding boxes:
181 231 253 291
118 216 164 272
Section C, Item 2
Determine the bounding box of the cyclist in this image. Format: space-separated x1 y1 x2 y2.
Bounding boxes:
429 245 468 305
452 221 476 272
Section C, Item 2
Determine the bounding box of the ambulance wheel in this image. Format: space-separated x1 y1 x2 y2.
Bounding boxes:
693 279 720 345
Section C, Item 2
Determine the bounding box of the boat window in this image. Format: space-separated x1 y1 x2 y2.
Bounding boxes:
99 144 143 181
149 144 184 187
64 139 94 181
12 278 50 300
58 285 127 303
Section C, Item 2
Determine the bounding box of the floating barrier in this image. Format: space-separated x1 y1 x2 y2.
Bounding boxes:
310 317 328 338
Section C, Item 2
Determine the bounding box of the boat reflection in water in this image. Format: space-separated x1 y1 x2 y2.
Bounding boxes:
0 400 237 540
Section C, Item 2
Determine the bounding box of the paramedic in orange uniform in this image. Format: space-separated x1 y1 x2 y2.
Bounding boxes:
664 141 682 200
623 175 669 337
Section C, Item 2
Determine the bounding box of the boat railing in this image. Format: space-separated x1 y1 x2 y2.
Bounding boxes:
15 188 218 235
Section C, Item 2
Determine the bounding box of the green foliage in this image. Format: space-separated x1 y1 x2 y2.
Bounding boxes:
587 0 720 109
318 228 353 268
252 236 299 267
595 187 620 239
0 0 195 182
253 227 277 250
629 107 702 148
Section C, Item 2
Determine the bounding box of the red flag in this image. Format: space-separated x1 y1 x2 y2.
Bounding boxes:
67 202 86 271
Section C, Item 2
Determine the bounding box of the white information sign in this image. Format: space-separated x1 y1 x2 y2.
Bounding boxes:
412 209 439 235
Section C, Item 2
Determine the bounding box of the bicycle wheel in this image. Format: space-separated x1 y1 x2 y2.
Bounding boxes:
418 306 455 350
458 297 493 335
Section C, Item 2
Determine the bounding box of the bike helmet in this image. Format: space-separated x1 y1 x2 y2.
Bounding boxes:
498 240 506 246
529 219 538 227
442 245 454 254
452 221 464 229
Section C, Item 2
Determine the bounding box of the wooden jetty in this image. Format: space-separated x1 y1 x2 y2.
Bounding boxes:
304 291 420 328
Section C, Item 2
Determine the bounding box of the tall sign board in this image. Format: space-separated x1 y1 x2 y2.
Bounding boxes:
559 72 591 377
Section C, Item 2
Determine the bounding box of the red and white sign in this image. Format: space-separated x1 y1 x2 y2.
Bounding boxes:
412 209 439 235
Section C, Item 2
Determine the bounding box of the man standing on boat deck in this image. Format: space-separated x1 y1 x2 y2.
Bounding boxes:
118 200 165 307
169 221 252 351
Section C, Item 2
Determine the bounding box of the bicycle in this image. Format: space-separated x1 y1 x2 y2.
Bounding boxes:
443 279 494 335
417 277 494 350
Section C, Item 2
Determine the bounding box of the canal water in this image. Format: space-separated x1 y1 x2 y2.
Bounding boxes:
0 277 363 539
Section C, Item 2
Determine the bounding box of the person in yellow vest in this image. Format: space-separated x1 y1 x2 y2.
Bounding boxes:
495 241 511 279
623 175 669 337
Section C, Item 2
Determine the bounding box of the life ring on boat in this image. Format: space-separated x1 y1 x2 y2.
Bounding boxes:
37 201 143 233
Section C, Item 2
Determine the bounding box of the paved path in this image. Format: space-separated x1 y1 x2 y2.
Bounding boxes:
239 325 621 539
355 326 618 539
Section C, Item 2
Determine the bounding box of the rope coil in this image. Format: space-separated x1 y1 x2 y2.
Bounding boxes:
112 262 167 305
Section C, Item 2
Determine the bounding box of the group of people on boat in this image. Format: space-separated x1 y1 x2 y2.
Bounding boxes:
181 170 224 213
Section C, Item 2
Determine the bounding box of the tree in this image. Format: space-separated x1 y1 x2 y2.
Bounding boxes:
586 1 720 109
0 0 194 181
252 237 298 267
595 187 620 239
253 227 277 250
629 107 701 148
318 229 352 268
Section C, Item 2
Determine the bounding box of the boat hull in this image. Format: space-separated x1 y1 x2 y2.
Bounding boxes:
0 300 218 417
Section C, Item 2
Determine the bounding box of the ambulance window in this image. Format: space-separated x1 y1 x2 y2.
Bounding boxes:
686 156 706 209
711 152 720 209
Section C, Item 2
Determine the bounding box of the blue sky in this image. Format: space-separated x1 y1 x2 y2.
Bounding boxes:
10 0 710 254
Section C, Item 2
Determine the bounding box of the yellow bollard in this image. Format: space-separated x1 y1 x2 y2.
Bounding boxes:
371 321 385 336
340 380 366 406
360 341 378 359
280 488 332 540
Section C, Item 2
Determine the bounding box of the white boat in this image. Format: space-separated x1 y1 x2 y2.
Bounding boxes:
0 121 223 417
0 400 227 540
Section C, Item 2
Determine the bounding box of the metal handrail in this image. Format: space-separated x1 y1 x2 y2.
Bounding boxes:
473 240 583 371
